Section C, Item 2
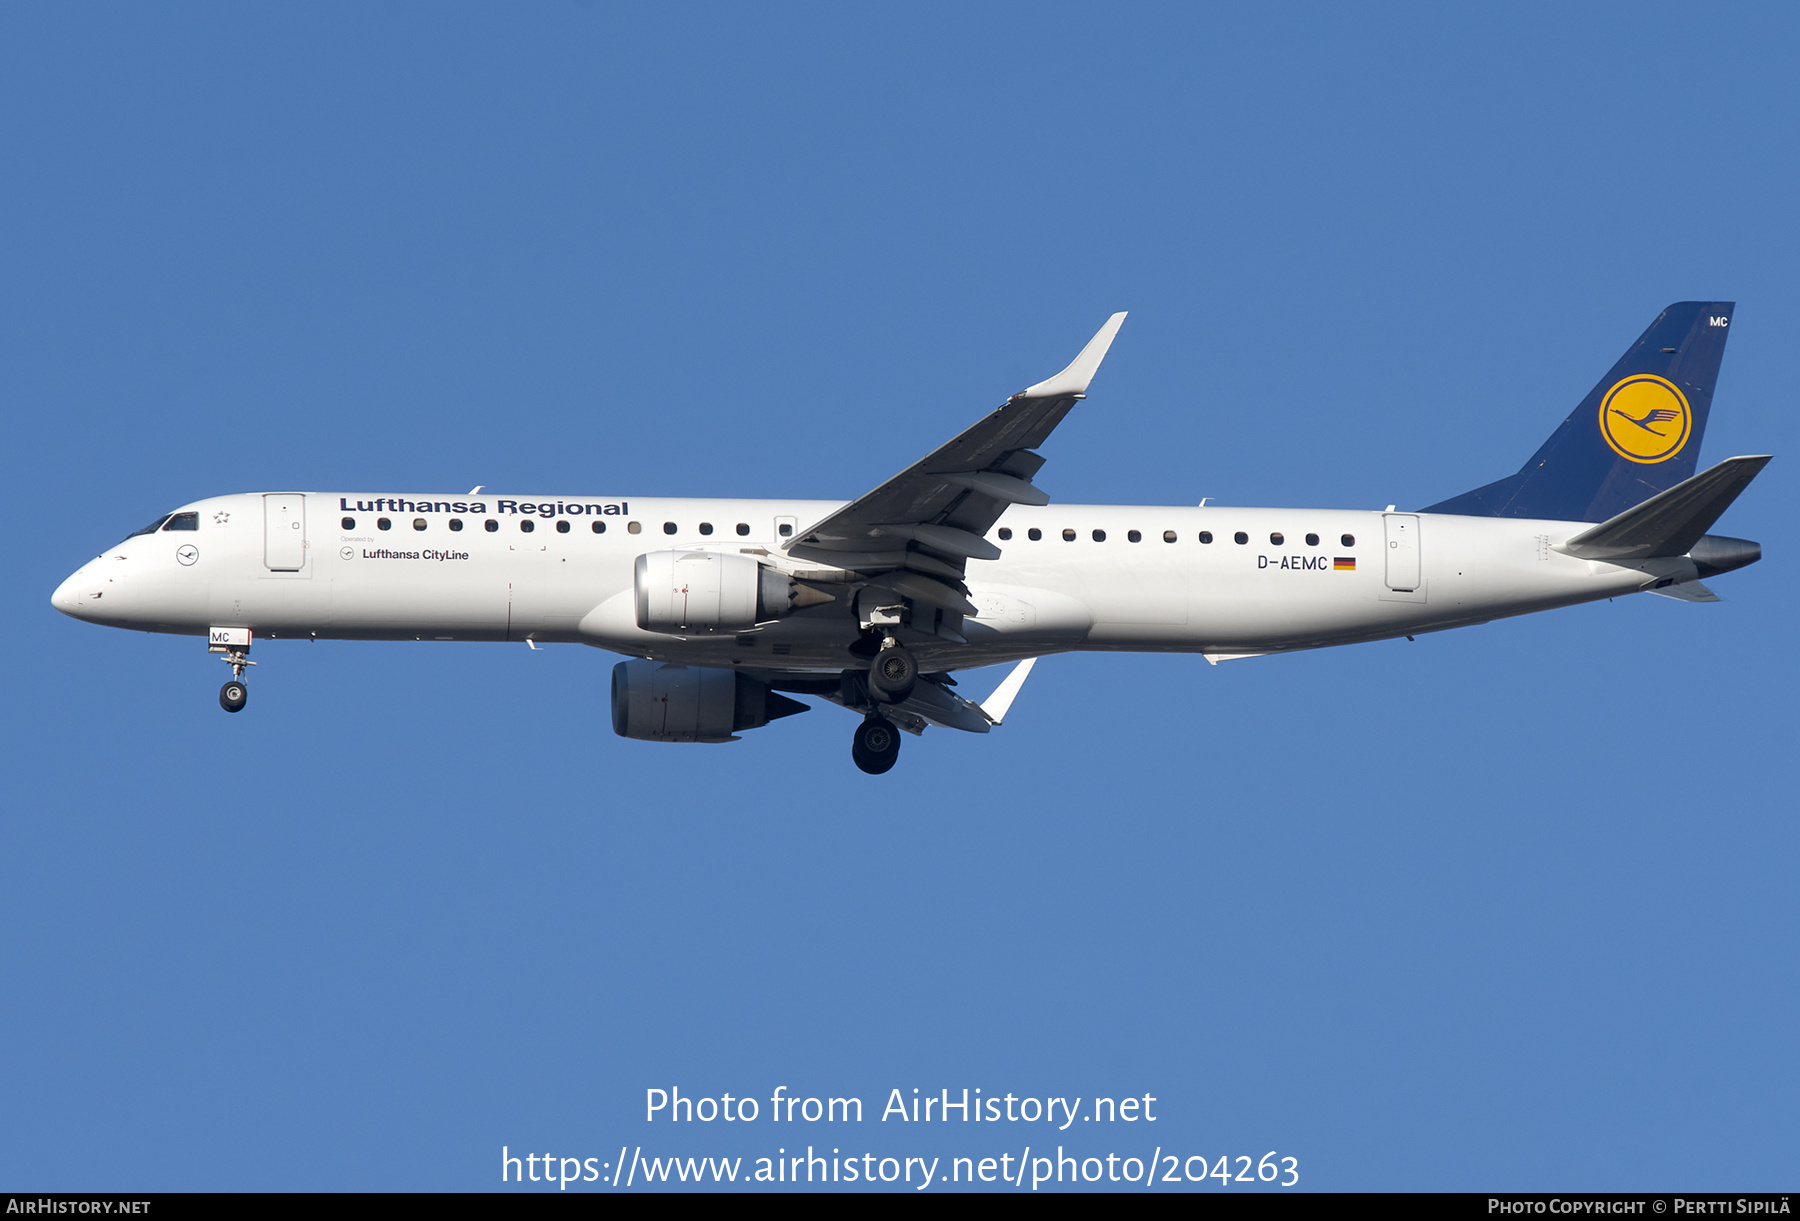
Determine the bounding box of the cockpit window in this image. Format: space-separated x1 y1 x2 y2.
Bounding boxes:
162 512 199 531
122 514 173 542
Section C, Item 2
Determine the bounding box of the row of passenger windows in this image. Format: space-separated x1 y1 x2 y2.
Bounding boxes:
136 508 1355 552
996 527 1356 547
342 516 798 538
339 513 1356 549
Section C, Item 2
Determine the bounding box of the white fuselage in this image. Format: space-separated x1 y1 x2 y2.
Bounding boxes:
51 491 1696 672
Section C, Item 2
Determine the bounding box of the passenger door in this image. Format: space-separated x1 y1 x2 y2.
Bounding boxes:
264 494 307 571
504 533 547 641
1384 513 1420 592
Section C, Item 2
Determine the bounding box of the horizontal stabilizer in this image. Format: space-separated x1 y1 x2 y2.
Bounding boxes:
1647 580 1721 603
1559 455 1771 561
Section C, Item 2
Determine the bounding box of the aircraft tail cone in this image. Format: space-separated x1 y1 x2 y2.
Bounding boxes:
1689 534 1761 577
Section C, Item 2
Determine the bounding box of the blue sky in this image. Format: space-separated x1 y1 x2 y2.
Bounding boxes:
3 2 1795 1191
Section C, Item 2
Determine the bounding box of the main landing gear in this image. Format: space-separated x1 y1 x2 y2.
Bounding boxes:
868 642 918 703
850 637 916 774
852 715 901 775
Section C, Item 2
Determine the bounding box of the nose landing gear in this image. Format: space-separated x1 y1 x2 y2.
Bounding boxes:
209 626 255 714
852 715 901 775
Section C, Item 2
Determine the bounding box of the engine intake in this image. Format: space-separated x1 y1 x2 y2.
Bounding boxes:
634 550 798 634
610 660 808 743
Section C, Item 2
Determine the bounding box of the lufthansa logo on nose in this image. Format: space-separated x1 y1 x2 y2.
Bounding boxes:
1599 374 1691 464
176 544 199 566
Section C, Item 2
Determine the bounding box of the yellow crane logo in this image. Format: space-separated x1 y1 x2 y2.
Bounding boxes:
1599 374 1691 463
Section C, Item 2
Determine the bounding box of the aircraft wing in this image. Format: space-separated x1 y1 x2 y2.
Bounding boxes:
783 314 1127 602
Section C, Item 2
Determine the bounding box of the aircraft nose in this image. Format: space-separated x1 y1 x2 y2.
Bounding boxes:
51 570 88 618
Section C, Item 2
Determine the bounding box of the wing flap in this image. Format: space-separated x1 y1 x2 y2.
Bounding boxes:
938 470 1051 506
865 570 979 618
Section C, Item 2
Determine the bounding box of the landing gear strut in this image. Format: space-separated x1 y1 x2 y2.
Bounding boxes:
851 715 901 775
210 627 255 714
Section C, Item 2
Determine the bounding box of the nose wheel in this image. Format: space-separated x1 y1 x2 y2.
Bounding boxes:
852 715 901 774
210 631 256 713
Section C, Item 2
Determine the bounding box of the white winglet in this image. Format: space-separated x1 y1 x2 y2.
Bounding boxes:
1019 312 1128 399
978 658 1037 725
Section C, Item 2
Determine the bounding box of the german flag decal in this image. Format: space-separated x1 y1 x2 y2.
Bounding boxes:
1334 557 1356 571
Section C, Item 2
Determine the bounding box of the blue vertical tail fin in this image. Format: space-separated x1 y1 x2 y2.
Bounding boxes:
1422 302 1734 522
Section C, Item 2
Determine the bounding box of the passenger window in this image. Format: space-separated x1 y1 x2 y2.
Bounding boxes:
341 517 355 530
628 521 642 534
736 523 750 536
664 522 677 535
1127 530 1141 542
998 527 1012 540
1028 528 1042 541
162 512 199 531
1306 533 1320 546
592 521 605 534
378 518 392 531
1163 530 1177 543
1341 533 1355 547
521 519 535 533
556 520 570 533
1234 531 1248 545
1270 532 1284 545
778 523 793 537
484 520 498 533
449 519 463 532
1093 529 1106 542
699 523 713 536
1062 528 1076 541
413 518 427 531
1199 531 1213 544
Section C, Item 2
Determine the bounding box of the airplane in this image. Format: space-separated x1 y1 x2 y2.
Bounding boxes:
51 302 1768 774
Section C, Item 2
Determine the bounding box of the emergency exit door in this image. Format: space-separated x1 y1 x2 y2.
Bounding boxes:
264 494 307 571
1384 513 1420 592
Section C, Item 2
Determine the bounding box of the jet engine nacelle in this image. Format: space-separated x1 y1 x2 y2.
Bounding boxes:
610 659 808 743
634 550 796 634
